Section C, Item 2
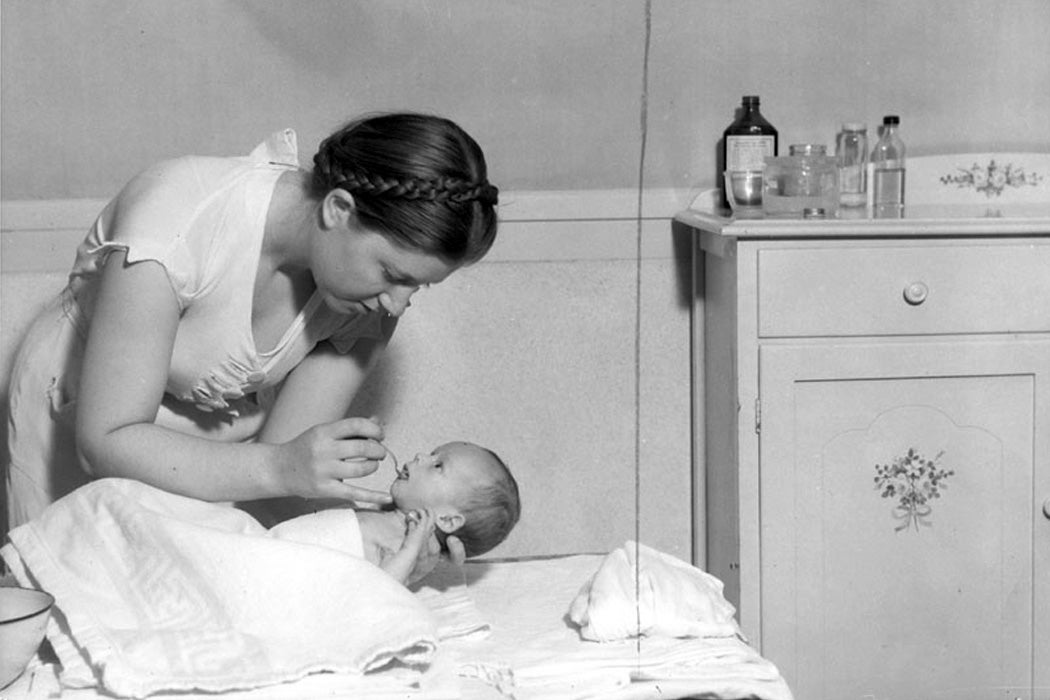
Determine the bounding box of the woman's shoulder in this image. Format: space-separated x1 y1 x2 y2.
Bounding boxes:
108 131 298 217
110 154 243 217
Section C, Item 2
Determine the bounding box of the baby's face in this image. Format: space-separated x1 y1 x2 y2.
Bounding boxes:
390 441 492 513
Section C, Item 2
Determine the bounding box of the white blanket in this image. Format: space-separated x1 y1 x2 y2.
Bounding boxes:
568 540 740 642
1 478 441 699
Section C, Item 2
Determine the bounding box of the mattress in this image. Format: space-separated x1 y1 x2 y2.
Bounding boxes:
5 551 791 700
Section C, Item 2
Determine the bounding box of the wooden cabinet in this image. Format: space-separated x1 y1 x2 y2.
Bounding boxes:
677 202 1050 700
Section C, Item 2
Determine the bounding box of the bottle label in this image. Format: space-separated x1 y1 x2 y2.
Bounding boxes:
726 135 775 171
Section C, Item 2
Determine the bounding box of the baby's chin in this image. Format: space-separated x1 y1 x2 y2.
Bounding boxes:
388 483 410 512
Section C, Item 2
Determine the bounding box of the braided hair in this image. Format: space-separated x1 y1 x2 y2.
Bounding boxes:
312 113 498 265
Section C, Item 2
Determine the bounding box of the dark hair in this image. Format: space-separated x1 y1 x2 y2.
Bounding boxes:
439 447 520 558
312 112 499 265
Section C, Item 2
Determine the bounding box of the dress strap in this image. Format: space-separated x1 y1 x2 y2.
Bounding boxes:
248 129 300 168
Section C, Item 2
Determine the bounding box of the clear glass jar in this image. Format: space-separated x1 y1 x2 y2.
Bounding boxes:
762 144 839 217
836 123 869 207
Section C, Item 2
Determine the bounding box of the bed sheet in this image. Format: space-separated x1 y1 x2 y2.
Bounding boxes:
441 554 793 700
3 553 791 700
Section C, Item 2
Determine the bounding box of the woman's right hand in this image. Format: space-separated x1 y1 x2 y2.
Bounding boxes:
277 417 394 505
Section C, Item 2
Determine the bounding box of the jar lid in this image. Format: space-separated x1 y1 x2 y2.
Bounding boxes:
841 122 867 131
802 207 827 219
788 143 828 156
882 115 900 125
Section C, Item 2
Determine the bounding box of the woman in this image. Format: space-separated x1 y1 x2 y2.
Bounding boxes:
5 113 498 556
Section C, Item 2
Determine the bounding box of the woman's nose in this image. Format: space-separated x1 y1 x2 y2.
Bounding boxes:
379 286 417 317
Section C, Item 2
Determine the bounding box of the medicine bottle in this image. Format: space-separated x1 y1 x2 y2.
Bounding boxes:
871 115 906 217
721 95 778 209
835 123 868 207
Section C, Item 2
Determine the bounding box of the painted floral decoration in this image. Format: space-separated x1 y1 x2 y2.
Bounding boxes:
874 448 954 532
940 159 1044 197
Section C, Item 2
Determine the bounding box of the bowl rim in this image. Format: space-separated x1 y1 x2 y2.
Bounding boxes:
0 586 55 625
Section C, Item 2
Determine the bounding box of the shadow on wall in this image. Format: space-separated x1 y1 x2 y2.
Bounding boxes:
671 220 696 310
1 393 8 537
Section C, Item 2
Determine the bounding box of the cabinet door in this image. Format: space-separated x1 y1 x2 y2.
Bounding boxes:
759 339 1050 700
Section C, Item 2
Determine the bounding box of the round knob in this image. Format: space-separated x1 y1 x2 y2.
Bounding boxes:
1044 498 1050 519
903 282 929 306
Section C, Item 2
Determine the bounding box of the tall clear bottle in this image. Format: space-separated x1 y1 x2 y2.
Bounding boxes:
870 115 905 217
720 95 778 209
835 122 868 207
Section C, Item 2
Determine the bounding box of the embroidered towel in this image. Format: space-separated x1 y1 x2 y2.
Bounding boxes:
1 478 438 698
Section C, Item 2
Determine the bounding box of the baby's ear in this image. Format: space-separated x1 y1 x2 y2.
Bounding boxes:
435 510 465 535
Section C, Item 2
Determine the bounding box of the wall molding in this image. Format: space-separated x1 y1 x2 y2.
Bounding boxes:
1 188 695 273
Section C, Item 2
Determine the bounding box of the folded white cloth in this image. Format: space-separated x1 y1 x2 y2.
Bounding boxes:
1 478 442 699
568 540 740 642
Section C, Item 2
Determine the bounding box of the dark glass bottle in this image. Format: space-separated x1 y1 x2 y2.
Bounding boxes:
720 95 778 209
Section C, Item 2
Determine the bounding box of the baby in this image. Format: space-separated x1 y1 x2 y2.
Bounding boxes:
270 441 520 584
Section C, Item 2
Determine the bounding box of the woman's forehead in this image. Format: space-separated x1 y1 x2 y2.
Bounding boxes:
381 237 458 283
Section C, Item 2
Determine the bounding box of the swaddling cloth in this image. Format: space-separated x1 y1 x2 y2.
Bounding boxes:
267 507 366 558
1 478 438 698
568 540 740 642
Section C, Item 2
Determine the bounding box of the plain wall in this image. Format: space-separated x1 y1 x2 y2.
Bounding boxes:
3 0 1048 198
3 0 1048 558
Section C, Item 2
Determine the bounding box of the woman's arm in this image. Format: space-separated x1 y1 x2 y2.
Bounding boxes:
258 316 395 444
254 318 398 508
75 251 385 502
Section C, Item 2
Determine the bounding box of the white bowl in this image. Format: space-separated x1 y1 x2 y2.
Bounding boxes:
0 586 54 688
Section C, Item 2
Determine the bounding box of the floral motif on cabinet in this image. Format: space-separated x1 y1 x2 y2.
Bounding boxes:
874 448 955 532
939 159 1045 197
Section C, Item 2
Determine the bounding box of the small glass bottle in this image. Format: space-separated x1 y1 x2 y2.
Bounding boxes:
835 122 868 207
720 95 778 209
871 115 905 217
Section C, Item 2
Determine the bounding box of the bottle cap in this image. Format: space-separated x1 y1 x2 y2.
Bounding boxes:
743 95 760 105
882 115 900 125
842 122 867 131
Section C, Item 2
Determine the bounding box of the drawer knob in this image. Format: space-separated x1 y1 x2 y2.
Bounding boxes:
903 281 929 305
1044 498 1050 520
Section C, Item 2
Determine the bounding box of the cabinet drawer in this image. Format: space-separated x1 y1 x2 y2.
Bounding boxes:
758 242 1050 337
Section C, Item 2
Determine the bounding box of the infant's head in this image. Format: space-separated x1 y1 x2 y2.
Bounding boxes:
391 441 520 558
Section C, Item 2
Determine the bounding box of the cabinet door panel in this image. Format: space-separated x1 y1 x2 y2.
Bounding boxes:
759 340 1049 700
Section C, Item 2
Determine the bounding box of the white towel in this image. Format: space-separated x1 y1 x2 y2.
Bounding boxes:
1 478 441 699
270 509 492 642
568 540 740 642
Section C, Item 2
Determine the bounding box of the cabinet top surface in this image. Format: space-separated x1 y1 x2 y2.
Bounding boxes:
676 202 1050 240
